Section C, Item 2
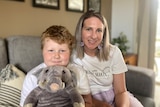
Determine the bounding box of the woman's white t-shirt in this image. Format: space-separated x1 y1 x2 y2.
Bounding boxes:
72 45 128 95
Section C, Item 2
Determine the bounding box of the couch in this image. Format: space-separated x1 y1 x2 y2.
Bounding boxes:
0 35 155 107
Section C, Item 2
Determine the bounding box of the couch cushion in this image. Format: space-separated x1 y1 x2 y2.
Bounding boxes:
7 36 43 73
135 94 155 107
0 64 25 107
0 38 8 71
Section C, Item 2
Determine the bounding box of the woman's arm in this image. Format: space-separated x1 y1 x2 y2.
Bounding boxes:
113 73 130 107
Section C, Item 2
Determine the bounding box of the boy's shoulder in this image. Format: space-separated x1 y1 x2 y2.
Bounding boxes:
67 63 83 71
27 63 46 75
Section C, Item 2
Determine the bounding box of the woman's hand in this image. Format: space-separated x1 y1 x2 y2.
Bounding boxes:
82 94 93 107
92 97 112 107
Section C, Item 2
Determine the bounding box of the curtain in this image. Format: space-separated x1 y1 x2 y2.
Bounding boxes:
137 0 158 69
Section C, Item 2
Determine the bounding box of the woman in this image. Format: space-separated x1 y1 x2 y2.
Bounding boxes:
71 10 143 107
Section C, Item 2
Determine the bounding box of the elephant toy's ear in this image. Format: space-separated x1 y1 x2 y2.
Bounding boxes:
70 70 77 87
62 67 71 82
62 67 77 87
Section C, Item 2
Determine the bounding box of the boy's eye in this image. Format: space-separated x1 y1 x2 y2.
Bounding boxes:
47 49 67 53
48 50 54 52
59 50 66 53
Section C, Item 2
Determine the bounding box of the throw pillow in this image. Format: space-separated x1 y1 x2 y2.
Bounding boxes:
0 64 25 107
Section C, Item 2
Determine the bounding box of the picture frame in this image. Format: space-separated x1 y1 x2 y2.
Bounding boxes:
87 0 101 12
12 0 24 1
33 0 60 10
66 0 84 13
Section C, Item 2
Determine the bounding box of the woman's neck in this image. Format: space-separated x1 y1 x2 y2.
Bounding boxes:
84 47 97 57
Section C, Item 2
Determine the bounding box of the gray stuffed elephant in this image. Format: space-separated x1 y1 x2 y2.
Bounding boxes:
23 65 85 107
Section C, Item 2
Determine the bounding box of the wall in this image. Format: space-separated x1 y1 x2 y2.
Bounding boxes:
0 0 111 38
111 0 138 53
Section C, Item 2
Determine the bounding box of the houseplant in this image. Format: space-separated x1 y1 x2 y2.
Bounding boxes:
111 32 130 55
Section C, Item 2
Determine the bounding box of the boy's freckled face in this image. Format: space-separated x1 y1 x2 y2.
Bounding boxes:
42 38 70 67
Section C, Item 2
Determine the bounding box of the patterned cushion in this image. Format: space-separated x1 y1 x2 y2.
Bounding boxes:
0 64 25 107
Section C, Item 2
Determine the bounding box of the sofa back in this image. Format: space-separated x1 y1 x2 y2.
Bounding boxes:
0 38 8 71
6 36 43 73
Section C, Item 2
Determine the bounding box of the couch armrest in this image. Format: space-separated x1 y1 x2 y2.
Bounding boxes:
125 65 155 98
0 38 8 71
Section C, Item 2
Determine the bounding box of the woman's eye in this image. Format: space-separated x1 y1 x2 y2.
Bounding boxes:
97 29 102 33
86 28 91 31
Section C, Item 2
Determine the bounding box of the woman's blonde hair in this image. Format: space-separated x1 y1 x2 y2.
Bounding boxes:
41 25 75 53
75 10 111 61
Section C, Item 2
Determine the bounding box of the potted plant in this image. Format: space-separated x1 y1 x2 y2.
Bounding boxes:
111 32 130 55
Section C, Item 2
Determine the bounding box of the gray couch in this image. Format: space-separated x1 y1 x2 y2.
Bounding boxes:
0 35 155 107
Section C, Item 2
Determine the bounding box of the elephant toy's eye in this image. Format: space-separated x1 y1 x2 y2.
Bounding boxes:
45 69 48 73
44 79 46 82
62 70 66 74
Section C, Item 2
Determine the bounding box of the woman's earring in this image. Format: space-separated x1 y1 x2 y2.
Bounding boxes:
80 42 84 46
98 45 102 50
98 42 103 50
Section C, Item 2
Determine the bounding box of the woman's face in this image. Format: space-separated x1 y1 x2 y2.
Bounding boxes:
42 38 70 67
82 17 104 56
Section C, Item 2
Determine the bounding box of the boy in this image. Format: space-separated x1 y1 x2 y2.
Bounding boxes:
20 25 92 107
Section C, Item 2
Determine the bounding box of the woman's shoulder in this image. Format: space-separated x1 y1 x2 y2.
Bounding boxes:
109 44 120 51
109 44 122 57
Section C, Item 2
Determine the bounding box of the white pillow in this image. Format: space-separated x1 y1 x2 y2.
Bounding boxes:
0 64 25 107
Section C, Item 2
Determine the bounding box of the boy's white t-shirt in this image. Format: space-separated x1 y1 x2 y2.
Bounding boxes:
72 45 128 95
20 63 90 106
20 63 46 107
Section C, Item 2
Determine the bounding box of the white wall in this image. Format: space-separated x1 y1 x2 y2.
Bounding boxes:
111 0 138 53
